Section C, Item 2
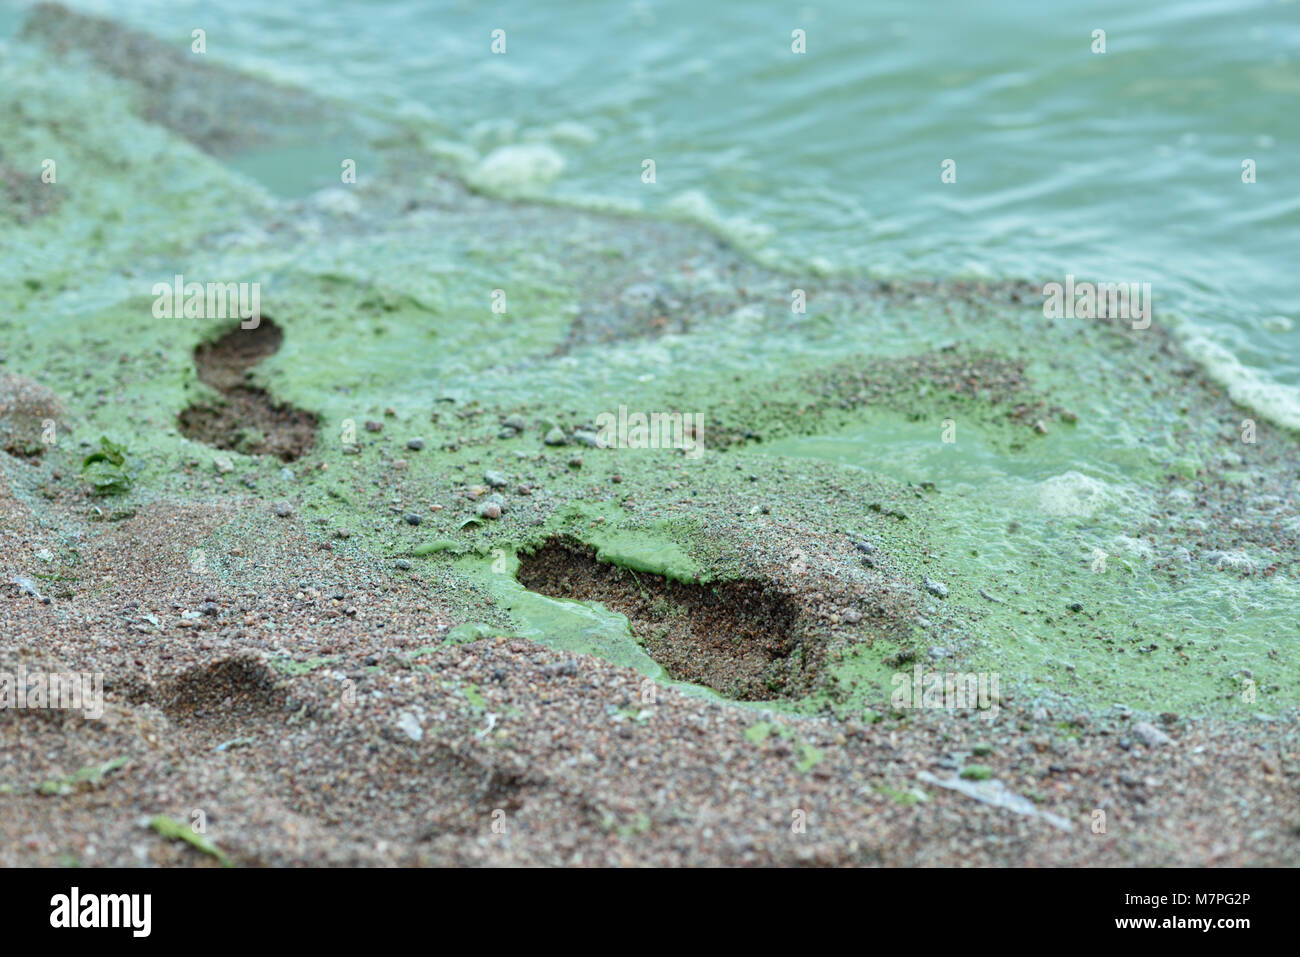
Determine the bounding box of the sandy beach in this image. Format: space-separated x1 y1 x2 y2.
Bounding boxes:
2 3 1298 868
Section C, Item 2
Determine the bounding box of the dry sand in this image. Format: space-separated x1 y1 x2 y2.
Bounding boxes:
2 469 1297 867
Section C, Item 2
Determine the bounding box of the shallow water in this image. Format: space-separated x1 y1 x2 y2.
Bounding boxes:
19 0 1300 426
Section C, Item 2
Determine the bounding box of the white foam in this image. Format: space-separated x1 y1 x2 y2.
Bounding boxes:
665 189 774 250
1113 535 1154 560
468 144 565 196
529 121 598 147
307 188 361 217
1035 471 1111 517
424 139 479 173
1204 550 1257 574
1180 333 1300 431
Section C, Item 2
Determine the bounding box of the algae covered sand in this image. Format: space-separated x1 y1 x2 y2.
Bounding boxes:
1 5 1297 867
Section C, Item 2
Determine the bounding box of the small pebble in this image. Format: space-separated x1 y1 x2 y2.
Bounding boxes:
406 438 425 451
542 660 580 676
404 513 422 526
395 712 423 742
1134 721 1173 748
272 500 293 517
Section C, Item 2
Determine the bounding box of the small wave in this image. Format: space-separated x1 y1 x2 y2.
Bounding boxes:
664 189 774 253
1180 333 1300 432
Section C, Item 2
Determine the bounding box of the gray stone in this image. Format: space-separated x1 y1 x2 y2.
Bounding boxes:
395 712 423 742
1134 721 1173 748
924 578 949 598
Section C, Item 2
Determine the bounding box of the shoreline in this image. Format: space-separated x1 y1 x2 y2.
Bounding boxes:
2 3 1298 867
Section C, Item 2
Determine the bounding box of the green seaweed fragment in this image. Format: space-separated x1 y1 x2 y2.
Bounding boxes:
36 756 129 796
81 437 133 495
462 683 487 709
270 655 337 675
149 815 231 865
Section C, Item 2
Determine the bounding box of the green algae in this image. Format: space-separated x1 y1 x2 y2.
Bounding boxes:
548 503 705 583
443 622 507 645
875 785 929 807
412 539 465 557
589 536 701 584
270 656 337 676
149 815 231 866
435 548 742 703
461 683 488 710
452 551 668 680
795 744 825 774
3 11 1295 731
36 756 128 797
80 437 133 496
754 411 1300 719
743 720 826 773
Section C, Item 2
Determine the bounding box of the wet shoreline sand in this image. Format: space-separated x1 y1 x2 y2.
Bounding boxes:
2 4 1297 866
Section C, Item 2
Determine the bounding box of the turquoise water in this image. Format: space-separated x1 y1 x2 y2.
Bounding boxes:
14 0 1299 426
